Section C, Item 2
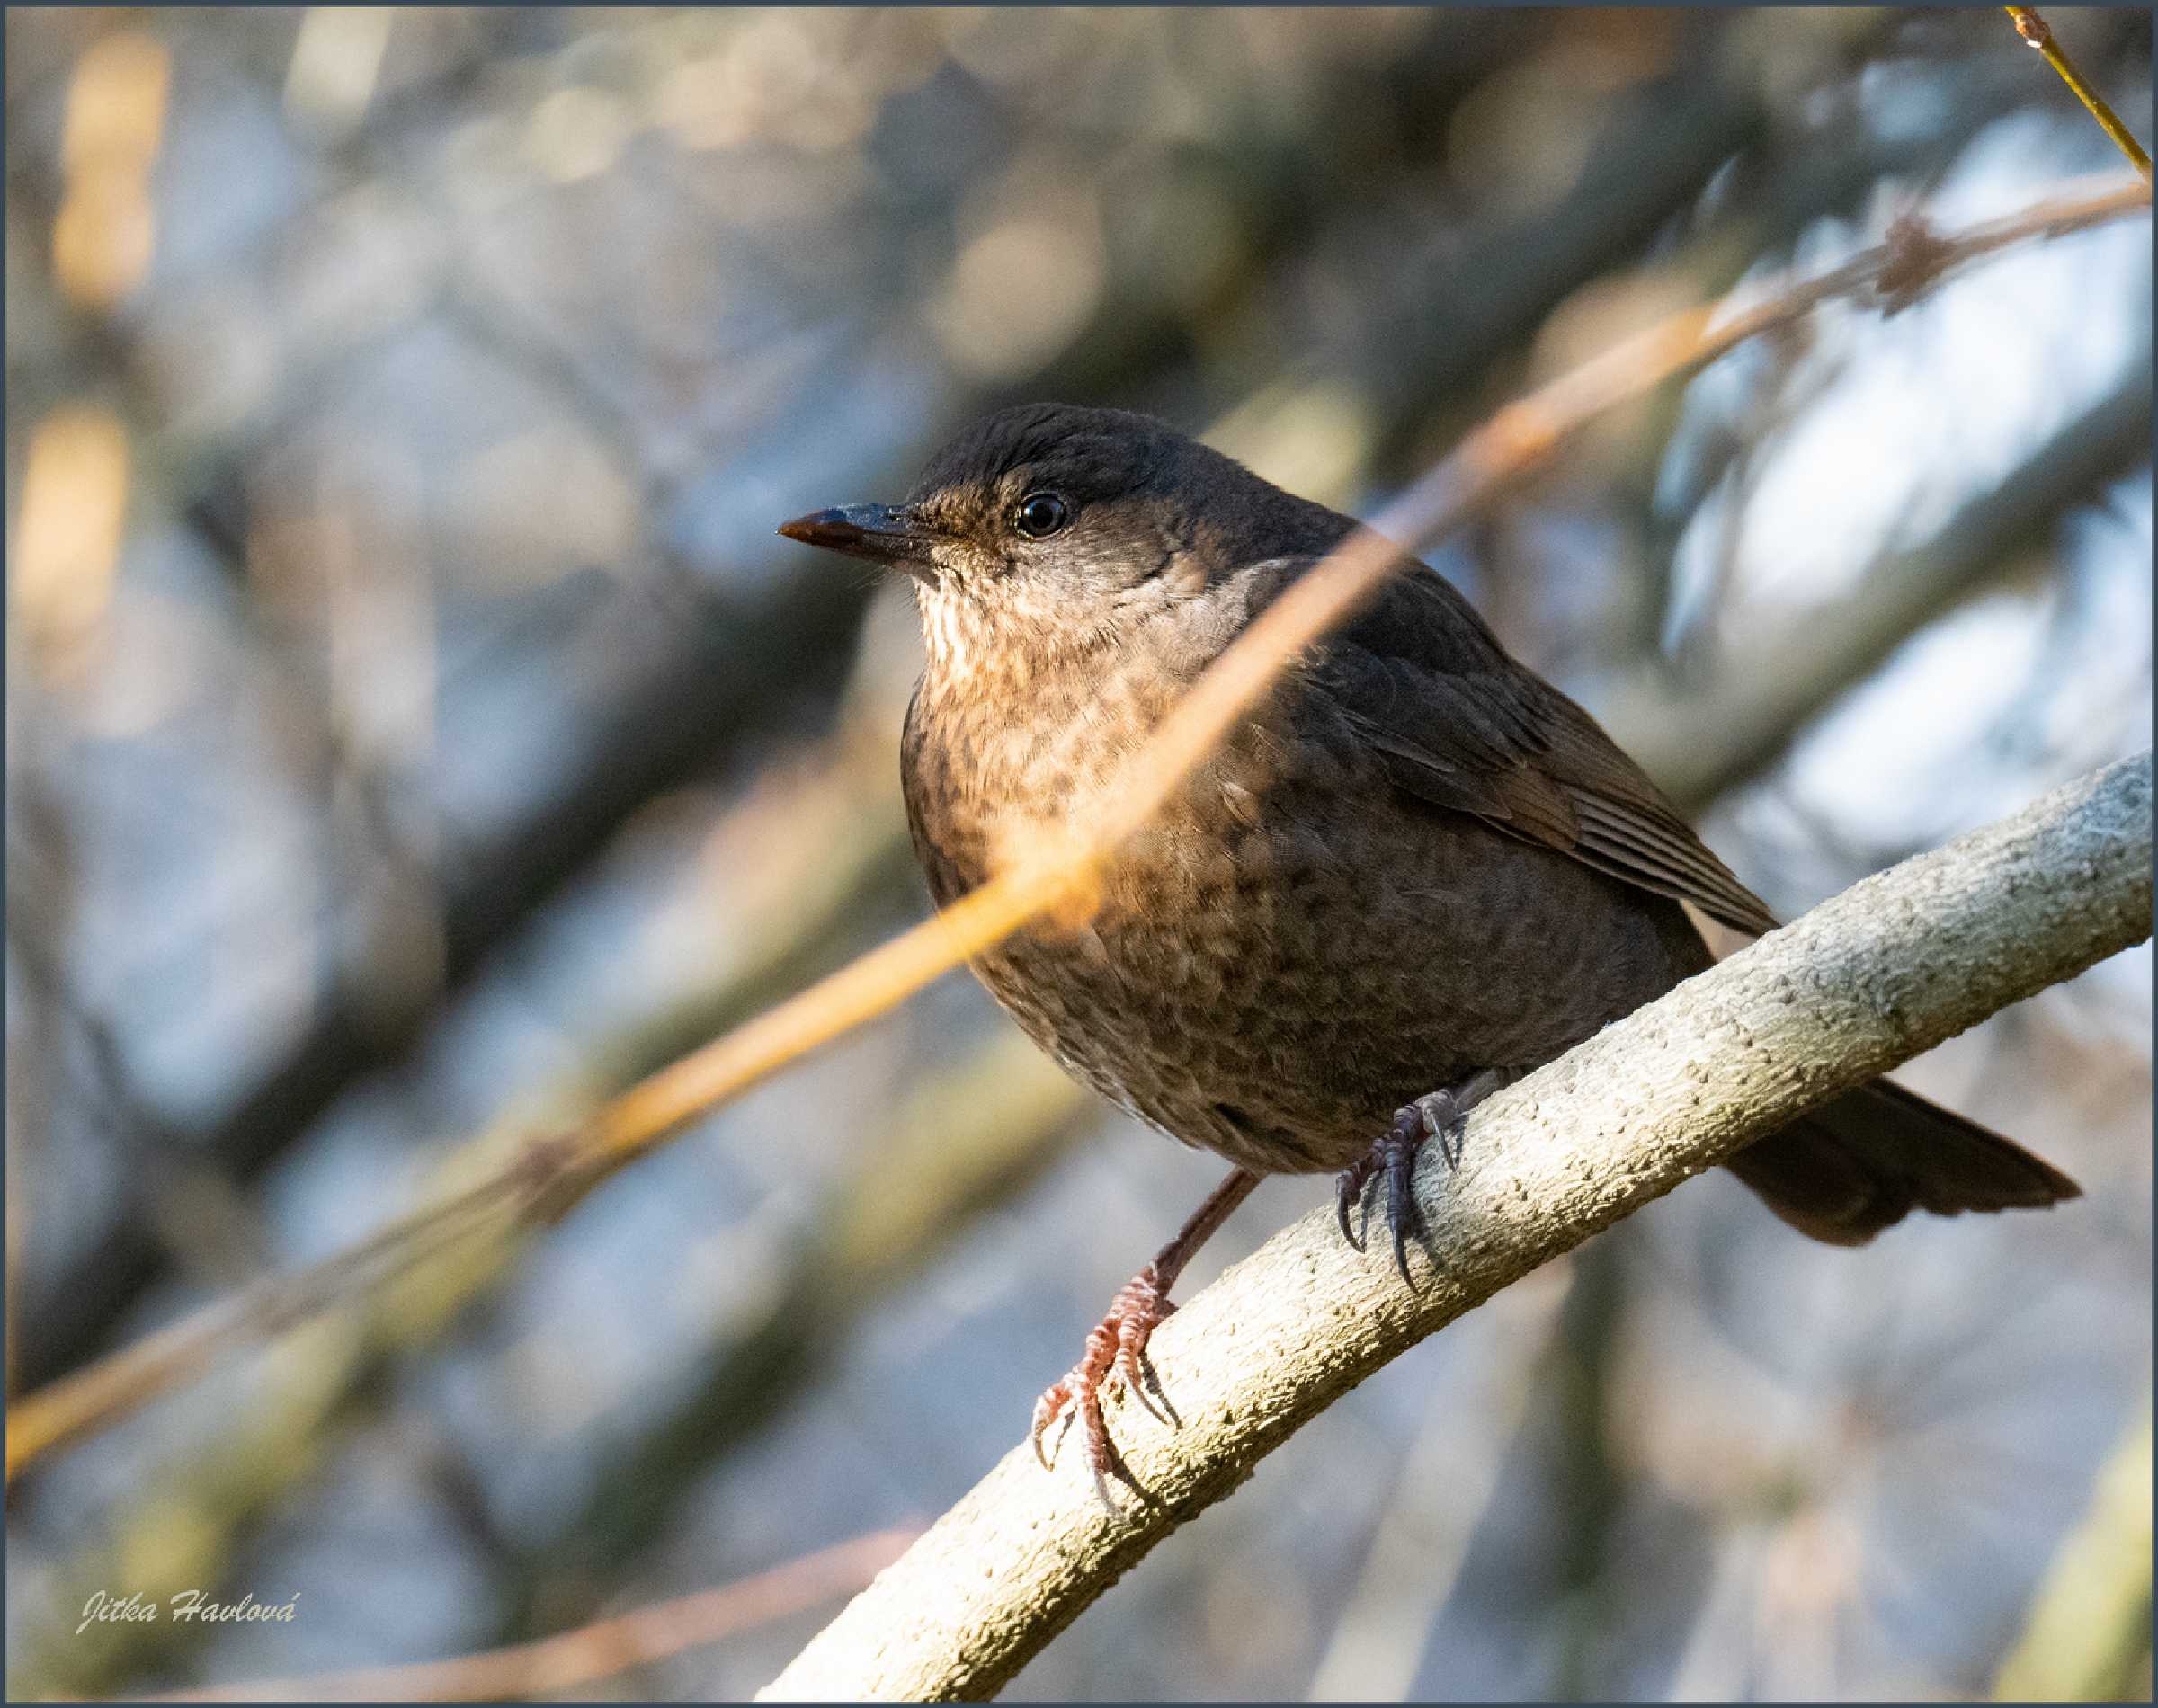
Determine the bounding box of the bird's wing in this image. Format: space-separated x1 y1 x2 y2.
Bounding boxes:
1281 557 1782 938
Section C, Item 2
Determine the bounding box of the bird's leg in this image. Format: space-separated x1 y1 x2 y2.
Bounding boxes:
1335 1069 1513 1285
1033 1165 1260 1504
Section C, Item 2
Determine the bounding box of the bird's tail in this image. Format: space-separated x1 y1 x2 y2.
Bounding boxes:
1723 1078 2081 1246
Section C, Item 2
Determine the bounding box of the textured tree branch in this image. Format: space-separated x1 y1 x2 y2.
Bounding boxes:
760 751 2152 1703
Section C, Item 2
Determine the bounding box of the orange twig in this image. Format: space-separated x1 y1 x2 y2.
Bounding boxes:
144 1529 916 1702
7 173 2146 1486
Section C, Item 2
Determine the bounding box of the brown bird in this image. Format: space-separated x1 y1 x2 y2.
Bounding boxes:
780 402 2079 1495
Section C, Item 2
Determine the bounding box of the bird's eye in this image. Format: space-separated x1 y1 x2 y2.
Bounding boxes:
1013 491 1071 539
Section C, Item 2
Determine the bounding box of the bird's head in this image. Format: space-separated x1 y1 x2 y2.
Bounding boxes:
779 403 1350 677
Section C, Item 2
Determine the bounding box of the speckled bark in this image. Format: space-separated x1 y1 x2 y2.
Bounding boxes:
759 752 2151 1704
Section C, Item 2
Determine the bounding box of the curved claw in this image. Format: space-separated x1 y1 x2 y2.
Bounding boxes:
1383 1106 1426 1286
1335 1168 1364 1250
1117 1298 1177 1424
1030 1266 1175 1505
1421 1089 1467 1170
1335 1091 1480 1285
1116 1339 1162 1425
1335 1075 1504 1288
1335 1150 1384 1251
1032 1382 1074 1468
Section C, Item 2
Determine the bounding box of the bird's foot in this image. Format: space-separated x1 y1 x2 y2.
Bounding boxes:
1032 1262 1176 1508
1334 1088 1472 1285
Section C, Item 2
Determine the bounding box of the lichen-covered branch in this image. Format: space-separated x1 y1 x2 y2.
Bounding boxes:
760 751 2152 1703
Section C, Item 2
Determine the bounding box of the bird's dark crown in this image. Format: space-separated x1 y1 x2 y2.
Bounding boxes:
908 403 1201 509
905 402 1351 566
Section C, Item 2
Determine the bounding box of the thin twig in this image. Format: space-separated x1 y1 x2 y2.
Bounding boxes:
143 1528 918 1702
7 173 2146 1485
2005 8 2152 182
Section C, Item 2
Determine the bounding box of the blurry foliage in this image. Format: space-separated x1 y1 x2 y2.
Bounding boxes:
1993 1395 2154 1703
4 7 2150 1701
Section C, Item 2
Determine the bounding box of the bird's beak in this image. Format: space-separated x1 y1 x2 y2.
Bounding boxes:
777 503 941 582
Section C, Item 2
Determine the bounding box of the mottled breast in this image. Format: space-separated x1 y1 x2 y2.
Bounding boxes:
899 657 1699 1176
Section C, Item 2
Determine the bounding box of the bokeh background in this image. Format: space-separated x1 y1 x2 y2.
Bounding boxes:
5 6 2151 1700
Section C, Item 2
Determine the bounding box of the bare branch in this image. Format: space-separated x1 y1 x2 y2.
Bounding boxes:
148 1529 916 1703
760 752 2152 1702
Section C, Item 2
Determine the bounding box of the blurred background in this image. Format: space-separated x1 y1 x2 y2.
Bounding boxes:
4 6 2150 1700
